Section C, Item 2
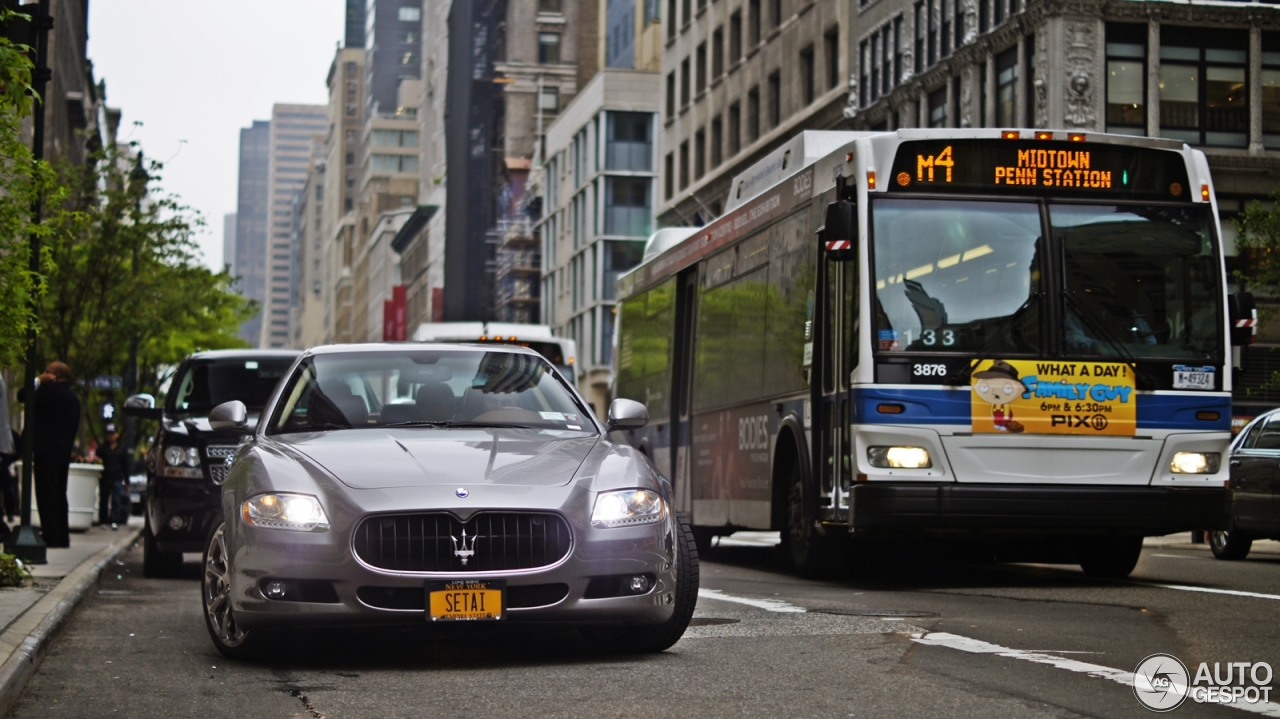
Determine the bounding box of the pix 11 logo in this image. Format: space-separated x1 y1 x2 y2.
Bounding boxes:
1133 653 1273 712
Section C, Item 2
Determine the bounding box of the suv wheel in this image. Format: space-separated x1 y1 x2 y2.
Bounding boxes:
1208 529 1252 560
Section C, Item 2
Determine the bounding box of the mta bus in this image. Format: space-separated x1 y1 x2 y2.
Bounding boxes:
614 128 1257 578
411 322 578 382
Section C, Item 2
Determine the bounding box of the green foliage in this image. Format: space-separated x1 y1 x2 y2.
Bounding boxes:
1235 189 1280 296
0 552 33 588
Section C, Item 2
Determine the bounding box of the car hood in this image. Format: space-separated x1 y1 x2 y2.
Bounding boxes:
276 428 598 490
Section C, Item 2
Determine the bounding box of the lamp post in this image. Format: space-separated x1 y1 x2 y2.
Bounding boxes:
123 152 147 458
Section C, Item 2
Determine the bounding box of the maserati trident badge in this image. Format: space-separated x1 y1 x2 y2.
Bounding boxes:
455 487 468 498
452 529 479 565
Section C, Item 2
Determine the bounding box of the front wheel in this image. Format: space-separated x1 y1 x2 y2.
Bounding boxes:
1208 529 1252 560
579 512 699 654
1079 535 1143 579
781 461 842 578
202 521 265 660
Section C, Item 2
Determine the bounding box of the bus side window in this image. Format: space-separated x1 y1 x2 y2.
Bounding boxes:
841 260 858 386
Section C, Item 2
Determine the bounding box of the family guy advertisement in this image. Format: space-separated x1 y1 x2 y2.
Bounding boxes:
970 359 1137 436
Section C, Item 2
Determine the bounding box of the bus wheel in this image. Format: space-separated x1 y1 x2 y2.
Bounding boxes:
782 461 830 578
1079 535 1143 579
1208 529 1252 560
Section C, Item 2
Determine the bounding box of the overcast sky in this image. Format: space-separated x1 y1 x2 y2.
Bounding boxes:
88 2 346 271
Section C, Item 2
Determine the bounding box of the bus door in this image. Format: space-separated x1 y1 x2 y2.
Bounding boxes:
670 268 698 514
815 192 857 524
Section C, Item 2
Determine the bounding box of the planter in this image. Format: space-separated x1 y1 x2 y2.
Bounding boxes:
16 461 101 532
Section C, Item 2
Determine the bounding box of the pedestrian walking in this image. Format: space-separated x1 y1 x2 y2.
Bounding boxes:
97 424 130 529
20 362 80 548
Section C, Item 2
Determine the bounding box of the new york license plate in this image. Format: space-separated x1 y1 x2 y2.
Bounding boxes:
426 579 504 621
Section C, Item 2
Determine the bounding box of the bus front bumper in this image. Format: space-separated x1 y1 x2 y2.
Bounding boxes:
849 483 1230 536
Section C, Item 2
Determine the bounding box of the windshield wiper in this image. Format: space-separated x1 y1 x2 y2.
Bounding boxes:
381 420 449 428
1061 291 1156 390
943 292 1043 386
439 421 539 430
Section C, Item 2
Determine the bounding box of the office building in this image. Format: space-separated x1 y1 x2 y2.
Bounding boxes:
221 213 236 271
292 137 327 350
233 120 271 345
321 48 367 345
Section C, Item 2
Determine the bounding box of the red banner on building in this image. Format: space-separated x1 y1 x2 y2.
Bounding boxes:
392 285 407 341
383 300 395 341
431 287 444 323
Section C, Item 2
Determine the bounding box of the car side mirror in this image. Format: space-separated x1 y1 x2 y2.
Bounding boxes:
123 393 162 420
605 398 648 433
209 400 250 434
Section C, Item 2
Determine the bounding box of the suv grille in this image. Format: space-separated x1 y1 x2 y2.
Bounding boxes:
205 445 238 459
353 512 572 573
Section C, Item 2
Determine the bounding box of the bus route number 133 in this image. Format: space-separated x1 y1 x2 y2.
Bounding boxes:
917 146 954 183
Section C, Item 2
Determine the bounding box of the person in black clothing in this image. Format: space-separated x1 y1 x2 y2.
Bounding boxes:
97 424 130 529
20 362 80 548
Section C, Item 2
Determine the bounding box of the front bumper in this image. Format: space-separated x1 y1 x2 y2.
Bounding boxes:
850 483 1230 536
226 512 680 630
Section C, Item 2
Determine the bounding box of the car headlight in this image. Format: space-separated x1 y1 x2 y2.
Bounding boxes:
867 446 932 469
591 489 664 528
241 493 330 532
1171 452 1220 474
161 445 202 478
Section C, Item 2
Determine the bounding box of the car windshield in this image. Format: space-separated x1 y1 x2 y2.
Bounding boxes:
873 198 1044 354
269 349 593 434
1053 204 1222 361
166 357 296 416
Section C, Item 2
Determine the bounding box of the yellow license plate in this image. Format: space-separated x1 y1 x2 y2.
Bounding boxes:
427 580 504 621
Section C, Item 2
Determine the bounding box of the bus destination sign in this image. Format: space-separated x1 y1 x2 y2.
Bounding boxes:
889 140 1192 201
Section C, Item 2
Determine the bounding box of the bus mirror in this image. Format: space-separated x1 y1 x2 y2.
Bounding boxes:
1229 292 1258 346
822 200 856 261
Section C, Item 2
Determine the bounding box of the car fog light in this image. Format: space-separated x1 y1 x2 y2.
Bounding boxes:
266 581 286 599
241 493 330 532
628 575 649 594
1171 452 1219 474
867 446 932 469
591 489 664 528
168 516 186 531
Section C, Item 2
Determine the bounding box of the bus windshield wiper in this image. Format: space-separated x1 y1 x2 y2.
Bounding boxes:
1061 291 1155 389
943 292 1042 386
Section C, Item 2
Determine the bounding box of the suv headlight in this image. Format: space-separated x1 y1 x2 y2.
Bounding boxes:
1171 452 1220 474
591 489 664 528
161 445 202 478
241 493 330 532
867 446 932 469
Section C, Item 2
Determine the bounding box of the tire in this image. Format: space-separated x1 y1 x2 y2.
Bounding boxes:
1079 535 1143 579
142 515 183 578
579 512 700 654
781 460 837 578
1208 529 1252 560
202 521 266 660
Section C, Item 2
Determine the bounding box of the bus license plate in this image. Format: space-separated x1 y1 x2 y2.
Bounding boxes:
1173 366 1215 390
427 580 504 621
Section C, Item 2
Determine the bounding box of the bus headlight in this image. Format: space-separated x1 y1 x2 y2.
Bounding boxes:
868 446 932 469
1170 452 1220 474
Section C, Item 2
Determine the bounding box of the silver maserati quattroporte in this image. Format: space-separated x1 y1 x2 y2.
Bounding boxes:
200 343 697 658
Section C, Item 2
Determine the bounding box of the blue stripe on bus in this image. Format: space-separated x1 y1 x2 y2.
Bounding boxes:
853 386 1232 431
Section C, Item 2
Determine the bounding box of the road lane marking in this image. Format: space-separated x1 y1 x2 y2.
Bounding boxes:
913 632 1280 717
1151 584 1280 602
697 588 807 613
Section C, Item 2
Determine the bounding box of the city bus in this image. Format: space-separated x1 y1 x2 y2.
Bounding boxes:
614 128 1257 578
411 322 578 381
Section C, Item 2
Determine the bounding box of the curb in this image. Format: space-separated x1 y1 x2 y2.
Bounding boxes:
0 527 141 717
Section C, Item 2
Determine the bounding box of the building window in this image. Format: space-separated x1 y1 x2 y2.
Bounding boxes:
711 115 723 167
1159 27 1248 148
539 0 561 11
1262 32 1280 150
941 0 951 58
539 33 561 63
668 0 677 39
728 102 741 154
748 86 760 141
1024 36 1036 127
695 128 706 179
883 23 895 95
713 27 725 78
979 0 988 34
679 141 690 190
771 0 781 29
604 242 645 301
748 0 761 46
398 6 421 22
825 27 840 90
371 129 419 147
730 12 743 61
928 86 947 127
914 1 925 75
927 0 937 66
954 0 964 52
696 42 707 93
605 178 651 236
401 52 416 66
859 40 869 107
539 86 560 114
801 46 815 105
681 56 691 106
768 72 781 128
995 46 1018 126
346 61 358 76
370 154 419 172
346 104 357 117
606 112 652 171
682 0 692 29
345 151 354 165
666 72 676 119
894 18 904 84
665 153 675 199
994 0 1005 26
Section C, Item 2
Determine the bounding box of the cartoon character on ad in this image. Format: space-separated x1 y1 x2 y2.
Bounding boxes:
972 360 1027 433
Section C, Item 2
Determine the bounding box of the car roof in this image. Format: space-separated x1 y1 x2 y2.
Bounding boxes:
186 349 302 361
303 342 542 358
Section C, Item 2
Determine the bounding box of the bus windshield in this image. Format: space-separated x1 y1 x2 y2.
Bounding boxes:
1054 204 1220 360
873 198 1044 354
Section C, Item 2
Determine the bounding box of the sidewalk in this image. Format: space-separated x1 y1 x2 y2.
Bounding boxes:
0 517 142 717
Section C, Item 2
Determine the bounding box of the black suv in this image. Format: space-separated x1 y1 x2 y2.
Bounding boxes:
124 349 300 576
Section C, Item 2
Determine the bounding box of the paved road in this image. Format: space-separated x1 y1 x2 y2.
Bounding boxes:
6 536 1279 718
